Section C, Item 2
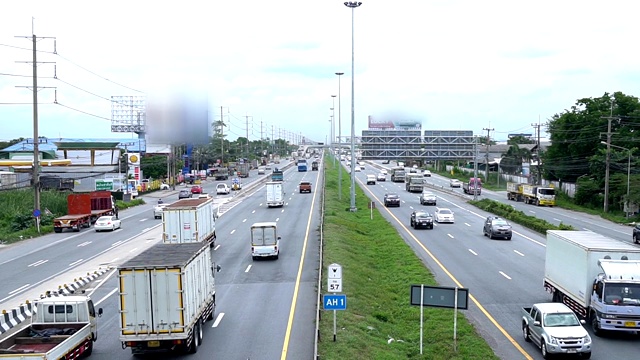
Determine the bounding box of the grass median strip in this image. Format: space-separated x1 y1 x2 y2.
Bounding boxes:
318 160 499 360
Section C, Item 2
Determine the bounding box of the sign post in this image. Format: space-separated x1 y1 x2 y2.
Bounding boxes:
33 209 41 234
326 263 344 341
368 201 375 220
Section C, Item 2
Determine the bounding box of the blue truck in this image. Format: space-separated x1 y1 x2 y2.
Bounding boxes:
297 159 308 172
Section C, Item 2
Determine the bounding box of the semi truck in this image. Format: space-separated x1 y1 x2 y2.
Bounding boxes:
53 191 116 233
405 173 424 192
119 243 220 355
0 295 102 360
213 168 229 181
236 163 250 178
265 181 285 207
462 177 482 195
390 167 406 183
162 198 216 247
507 182 556 206
544 230 640 336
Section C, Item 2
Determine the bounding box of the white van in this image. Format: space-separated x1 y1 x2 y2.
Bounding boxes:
251 222 280 260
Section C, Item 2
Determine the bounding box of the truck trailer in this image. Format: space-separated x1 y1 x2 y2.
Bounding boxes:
544 230 640 336
53 191 115 233
0 296 102 360
162 198 216 247
119 243 219 355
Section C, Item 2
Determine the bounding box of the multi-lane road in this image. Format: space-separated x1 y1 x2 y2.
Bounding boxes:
1 156 639 360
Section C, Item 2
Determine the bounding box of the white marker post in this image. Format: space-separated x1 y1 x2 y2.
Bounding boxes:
328 263 343 342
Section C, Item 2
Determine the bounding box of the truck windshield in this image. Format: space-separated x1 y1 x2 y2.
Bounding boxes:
543 313 580 327
539 188 556 195
604 283 640 305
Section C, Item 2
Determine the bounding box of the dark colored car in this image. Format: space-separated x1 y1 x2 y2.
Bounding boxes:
483 216 512 240
190 185 203 194
634 224 640 244
410 211 434 229
178 189 192 199
384 193 400 207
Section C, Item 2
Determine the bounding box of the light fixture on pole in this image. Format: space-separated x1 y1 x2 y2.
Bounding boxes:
336 72 344 200
344 1 362 212
601 141 633 218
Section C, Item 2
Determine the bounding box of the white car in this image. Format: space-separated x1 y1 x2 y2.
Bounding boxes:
434 208 455 223
366 174 376 185
160 183 170 190
450 179 462 188
153 204 168 219
95 215 121 232
216 183 231 195
423 170 431 177
257 166 266 175
381 169 388 175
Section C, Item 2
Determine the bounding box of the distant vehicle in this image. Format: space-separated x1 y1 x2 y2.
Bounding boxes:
297 159 308 172
409 168 417 173
354 166 361 172
231 178 242 191
463 177 482 195
271 169 284 182
384 193 400 207
95 215 122 232
483 216 512 240
434 208 455 223
376 173 386 182
312 161 319 171
178 189 192 199
381 169 388 175
410 210 434 229
634 224 640 244
423 170 431 177
258 166 266 175
366 174 376 185
154 204 168 219
190 185 203 194
381 159 390 164
299 181 312 193
160 183 170 190
251 222 280 260
449 179 462 188
419 191 437 206
216 183 231 195
265 181 285 207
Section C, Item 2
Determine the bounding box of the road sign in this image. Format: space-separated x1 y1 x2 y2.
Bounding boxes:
323 294 347 310
410 285 469 309
95 179 114 191
328 278 342 293
328 263 343 293
33 209 41 217
328 263 342 279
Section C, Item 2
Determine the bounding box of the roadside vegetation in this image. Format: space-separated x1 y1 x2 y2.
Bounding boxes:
318 160 499 359
0 189 144 244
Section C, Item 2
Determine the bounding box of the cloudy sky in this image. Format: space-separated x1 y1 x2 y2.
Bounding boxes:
1 0 639 145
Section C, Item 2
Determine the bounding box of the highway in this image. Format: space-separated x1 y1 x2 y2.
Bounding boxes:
359 161 639 360
0 157 323 359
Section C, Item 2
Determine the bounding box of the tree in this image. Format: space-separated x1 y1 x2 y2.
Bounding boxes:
507 135 535 145
500 144 532 175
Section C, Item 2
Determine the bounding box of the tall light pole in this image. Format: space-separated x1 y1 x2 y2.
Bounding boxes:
345 1 362 212
601 141 633 218
336 72 344 200
331 95 336 165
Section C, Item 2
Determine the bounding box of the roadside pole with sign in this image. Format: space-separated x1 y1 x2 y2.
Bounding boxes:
368 201 375 220
33 209 41 234
324 263 346 341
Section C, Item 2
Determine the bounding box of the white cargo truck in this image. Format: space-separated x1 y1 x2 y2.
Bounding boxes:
544 230 640 336
162 198 216 247
118 243 220 355
0 296 102 360
265 181 285 208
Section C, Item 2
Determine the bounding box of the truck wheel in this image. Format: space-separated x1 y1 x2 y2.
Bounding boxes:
84 340 94 357
188 322 199 353
54 228 62 233
522 325 531 342
591 314 603 337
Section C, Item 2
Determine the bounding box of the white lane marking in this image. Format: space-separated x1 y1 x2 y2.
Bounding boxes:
276 217 280 222
464 223 471 227
468 249 478 256
499 271 512 280
77 241 91 247
583 228 591 231
214 244 221 251
252 210 256 214
553 218 562 222
9 284 30 295
68 259 84 267
230 229 236 235
110 257 119 263
111 241 124 247
28 259 48 267
514 250 525 257
212 313 225 328
129 248 138 253
245 265 252 273
529 210 536 214
95 287 118 306
140 218 148 222
447 234 454 239
242 219 247 223
282 209 285 213
259 203 263 206
141 227 151 233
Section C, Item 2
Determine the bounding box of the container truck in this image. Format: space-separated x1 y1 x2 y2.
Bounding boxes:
506 182 524 201
405 173 424 192
390 167 406 183
118 243 220 355
162 198 216 247
265 181 285 207
462 177 482 195
544 230 640 336
0 295 102 360
522 184 556 206
236 163 250 178
53 191 116 233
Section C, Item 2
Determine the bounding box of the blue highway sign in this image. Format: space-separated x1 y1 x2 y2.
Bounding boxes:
323 294 347 310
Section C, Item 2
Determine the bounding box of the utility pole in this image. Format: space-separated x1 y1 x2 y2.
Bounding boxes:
602 115 616 213
219 106 227 166
245 115 251 160
16 26 55 223
473 136 479 201
482 127 494 183
531 121 541 185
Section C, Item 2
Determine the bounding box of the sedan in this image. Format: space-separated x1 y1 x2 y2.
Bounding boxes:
153 204 168 219
434 208 455 223
483 216 512 240
419 191 437 206
216 183 231 195
178 189 192 199
384 193 401 207
190 185 203 194
423 170 431 177
450 179 462 188
410 211 434 229
95 216 121 232
377 173 386 182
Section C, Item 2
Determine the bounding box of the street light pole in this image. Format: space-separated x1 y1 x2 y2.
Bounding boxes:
602 141 633 218
345 1 362 212
331 95 336 166
336 72 344 200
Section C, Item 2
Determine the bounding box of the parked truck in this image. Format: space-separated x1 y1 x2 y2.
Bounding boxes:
521 303 592 359
162 198 216 247
0 295 102 360
462 177 482 195
390 166 406 183
119 242 220 355
522 184 556 206
236 163 250 178
405 173 424 192
265 181 285 207
544 230 640 335
53 191 116 233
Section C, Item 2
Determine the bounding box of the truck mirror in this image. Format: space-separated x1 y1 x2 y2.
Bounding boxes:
533 321 540 327
98 308 103 317
215 265 222 272
278 236 282 240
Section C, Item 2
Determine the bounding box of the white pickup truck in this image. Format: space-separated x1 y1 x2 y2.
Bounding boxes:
0 296 103 360
521 303 592 359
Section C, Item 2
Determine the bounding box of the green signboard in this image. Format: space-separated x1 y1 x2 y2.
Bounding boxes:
95 180 114 191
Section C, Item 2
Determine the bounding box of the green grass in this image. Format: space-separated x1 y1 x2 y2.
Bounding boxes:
318 160 499 360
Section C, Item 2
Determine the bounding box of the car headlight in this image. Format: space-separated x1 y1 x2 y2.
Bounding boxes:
547 335 557 345
583 335 591 344
602 313 616 319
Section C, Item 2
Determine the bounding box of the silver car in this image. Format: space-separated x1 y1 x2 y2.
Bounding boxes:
483 216 512 240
